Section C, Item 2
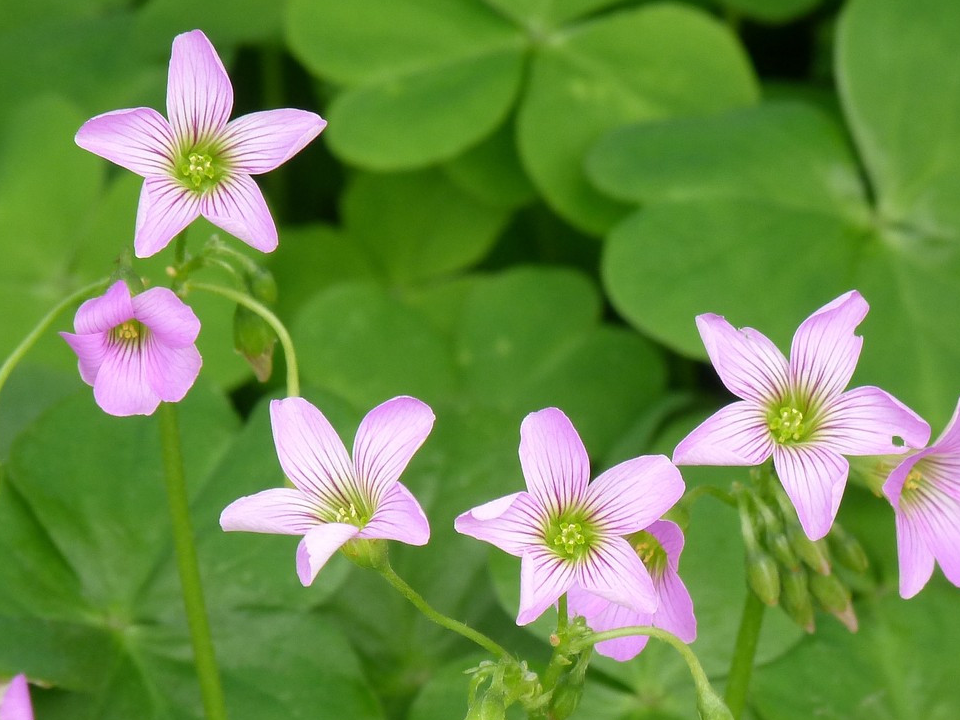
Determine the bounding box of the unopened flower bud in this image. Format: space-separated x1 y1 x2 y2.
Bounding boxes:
549 675 584 720
746 550 781 606
696 684 735 720
787 525 831 575
233 305 277 382
809 573 858 632
765 531 799 570
248 266 278 304
827 523 869 574
781 567 815 633
465 691 505 720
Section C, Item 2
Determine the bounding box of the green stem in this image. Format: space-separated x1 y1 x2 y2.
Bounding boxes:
0 277 111 406
725 588 765 719
683 484 737 509
158 402 227 720
556 593 568 633
186 281 299 397
377 561 512 661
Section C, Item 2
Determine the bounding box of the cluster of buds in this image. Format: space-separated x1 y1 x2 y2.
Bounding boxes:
464 658 541 720
735 468 868 633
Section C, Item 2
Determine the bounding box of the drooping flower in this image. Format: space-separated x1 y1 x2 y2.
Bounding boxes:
220 396 434 585
0 674 34 720
75 29 326 258
673 291 930 540
883 396 960 598
60 280 202 417
455 407 685 626
568 520 695 661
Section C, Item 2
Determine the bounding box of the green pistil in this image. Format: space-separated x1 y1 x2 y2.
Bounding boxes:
110 320 146 346
629 530 668 576
177 148 225 192
546 515 594 560
768 405 807 444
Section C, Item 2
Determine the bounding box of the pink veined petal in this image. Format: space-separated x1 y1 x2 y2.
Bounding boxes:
93 340 159 416
359 482 430 545
60 331 108 386
908 489 960 588
0 673 33 720
220 109 327 174
573 591 651 661
576 536 657 614
647 520 685 571
788 291 867 410
930 396 960 455
673 401 774 466
652 566 697 643
517 547 576 625
518 408 590 517
269 398 355 510
219 487 321 535
73 280 134 334
454 491 544 556
894 510 936 599
166 29 233 146
134 176 202 258
585 455 684 535
695 313 789 405
132 287 201 347
199 174 278 252
75 107 176 176
924 454 960 503
353 396 435 503
141 338 202 403
773 444 848 540
296 523 360 586
816 386 931 455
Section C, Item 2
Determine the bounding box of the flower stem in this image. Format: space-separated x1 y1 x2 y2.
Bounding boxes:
724 588 765 719
186 281 300 397
376 561 512 661
0 277 111 406
158 402 227 720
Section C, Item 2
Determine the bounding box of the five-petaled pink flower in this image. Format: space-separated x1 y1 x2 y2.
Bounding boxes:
75 29 326 258
455 407 685 626
883 396 960 598
568 520 696 661
0 674 34 720
673 291 930 540
60 280 202 417
220 396 434 586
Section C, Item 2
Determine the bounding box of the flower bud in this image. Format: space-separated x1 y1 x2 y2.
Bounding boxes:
746 550 781 606
787 525 831 575
247 266 278 304
827 523 869 574
465 691 505 720
809 573 858 632
696 684 735 720
233 305 277 382
765 531 799 570
781 567 815 633
549 675 584 720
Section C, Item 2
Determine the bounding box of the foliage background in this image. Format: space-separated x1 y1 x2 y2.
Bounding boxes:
0 0 958 718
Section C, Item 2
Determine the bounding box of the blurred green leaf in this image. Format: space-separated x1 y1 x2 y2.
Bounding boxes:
442 122 536 210
482 0 627 28
717 0 822 24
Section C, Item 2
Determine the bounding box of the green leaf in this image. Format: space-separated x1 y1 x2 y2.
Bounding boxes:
482 0 629 28
442 122 536 209
134 0 286 46
518 3 758 234
717 0 822 24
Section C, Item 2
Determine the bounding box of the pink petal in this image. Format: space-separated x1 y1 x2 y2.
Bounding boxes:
648 520 685 571
816 386 930 455
199 174 278 252
909 490 960 588
60 331 108 386
75 107 176 176
931 396 960 454
454 491 544 556
352 396 435 502
73 280 134 334
269 397 355 508
166 29 232 146
788 291 867 408
519 408 590 517
895 511 936 599
296 523 360 586
883 452 927 510
0 673 33 720
652 566 697 643
695 313 789 405
576 536 657 614
773 444 848 540
142 338 202 403
132 287 201 347
585 455 684 535
134 176 201 258
220 109 327 174
93 341 159 416
219 488 320 535
571 590 651 661
359 482 430 545
517 547 576 625
673 401 774 466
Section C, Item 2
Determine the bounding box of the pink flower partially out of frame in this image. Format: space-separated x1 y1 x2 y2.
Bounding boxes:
0 674 34 720
75 29 326 257
673 291 930 540
455 407 685 626
220 396 434 586
60 280 202 417
883 396 960 598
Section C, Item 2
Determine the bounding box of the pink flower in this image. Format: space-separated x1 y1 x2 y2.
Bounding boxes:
883 397 960 598
455 407 685 626
0 674 34 720
75 29 326 257
673 291 930 540
60 280 201 416
220 396 434 586
568 520 696 661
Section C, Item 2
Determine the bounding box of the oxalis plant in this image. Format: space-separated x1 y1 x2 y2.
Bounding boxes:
1 26 958 720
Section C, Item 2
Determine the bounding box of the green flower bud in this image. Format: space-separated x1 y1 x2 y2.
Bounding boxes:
809 573 858 632
781 567 815 633
549 675 584 720
696 684 735 720
787 525 831 575
464 691 505 720
247 266 278 304
827 523 870 574
340 538 388 571
233 305 277 382
746 550 781 606
766 531 799 570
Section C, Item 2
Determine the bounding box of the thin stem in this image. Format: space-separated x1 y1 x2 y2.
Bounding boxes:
0 277 111 405
683 484 737 509
158 402 227 720
377 561 512 661
186 281 299 397
725 589 765 719
556 593 568 634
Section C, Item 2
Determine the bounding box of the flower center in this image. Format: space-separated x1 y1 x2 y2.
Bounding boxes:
629 530 668 576
546 514 595 561
109 319 147 346
177 148 225 193
768 405 807 444
332 501 370 528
